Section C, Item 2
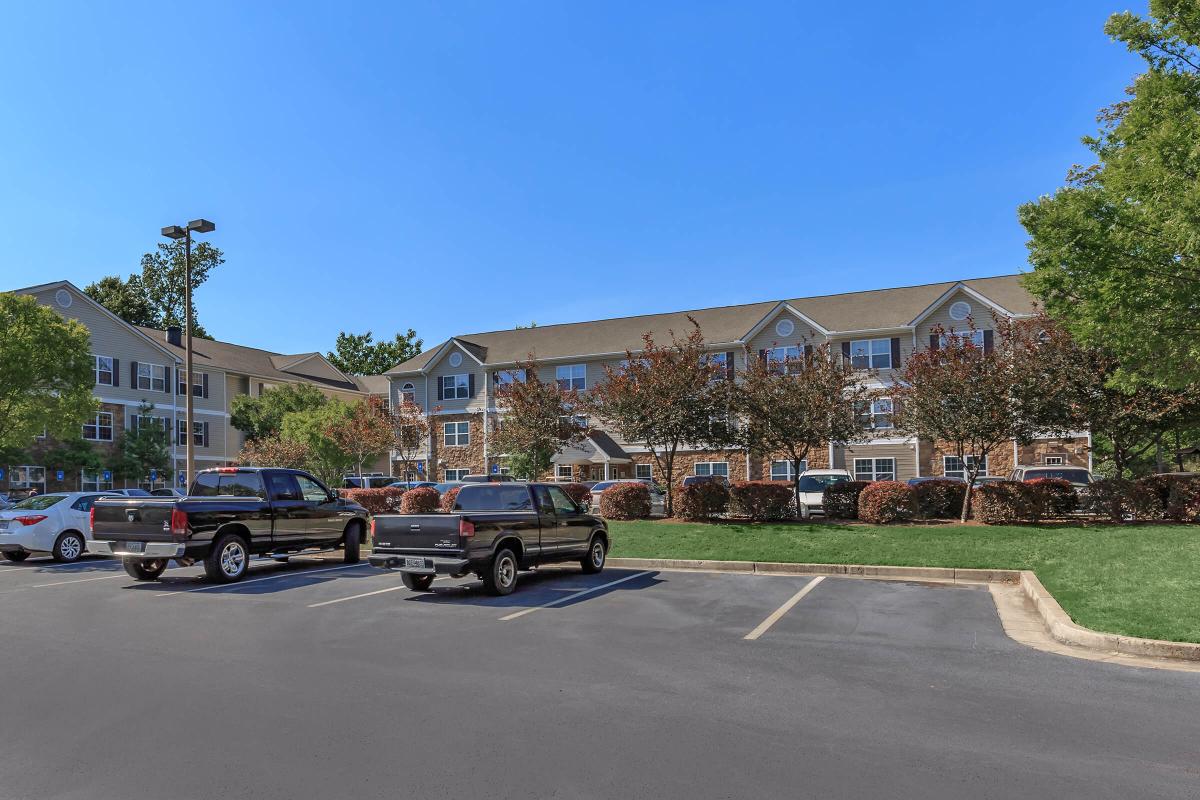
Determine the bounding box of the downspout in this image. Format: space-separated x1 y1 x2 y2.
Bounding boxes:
482 369 490 473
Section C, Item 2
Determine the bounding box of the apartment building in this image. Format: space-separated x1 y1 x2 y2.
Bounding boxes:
3 281 388 495
384 275 1091 484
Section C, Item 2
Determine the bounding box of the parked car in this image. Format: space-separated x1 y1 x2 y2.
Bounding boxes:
369 482 609 595
589 480 667 516
343 475 394 489
104 488 152 497
795 469 852 517
150 488 187 497
971 475 1006 488
682 474 729 488
433 481 466 495
386 481 438 491
0 496 13 511
0 492 110 562
89 467 369 583
1009 466 1093 489
460 474 516 483
906 476 966 486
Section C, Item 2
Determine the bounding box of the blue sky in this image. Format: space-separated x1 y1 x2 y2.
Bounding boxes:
0 1 1139 356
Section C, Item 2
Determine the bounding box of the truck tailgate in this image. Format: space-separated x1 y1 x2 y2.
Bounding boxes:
91 498 178 542
371 514 461 555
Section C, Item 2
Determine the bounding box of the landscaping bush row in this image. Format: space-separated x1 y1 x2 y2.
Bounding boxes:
337 487 405 515
970 475 1200 524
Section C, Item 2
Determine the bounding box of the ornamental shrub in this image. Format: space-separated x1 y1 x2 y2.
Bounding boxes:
560 482 593 509
1025 477 1078 520
971 481 1030 524
912 479 966 519
439 486 462 513
857 481 918 524
339 487 406 515
599 482 651 520
399 486 440 514
675 480 730 521
1080 478 1163 522
1166 476 1200 522
728 481 795 522
824 481 870 519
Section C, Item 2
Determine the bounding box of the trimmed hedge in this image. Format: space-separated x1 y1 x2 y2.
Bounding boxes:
912 479 966 519
1026 477 1078 519
399 486 440 514
971 482 1031 524
729 481 794 522
1166 477 1200 522
1080 478 1162 523
824 481 871 519
339 487 406 515
857 481 917 524
439 486 462 513
599 482 652 520
560 482 593 508
675 481 730 521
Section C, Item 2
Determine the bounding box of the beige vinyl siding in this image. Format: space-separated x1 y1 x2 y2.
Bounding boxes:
918 290 995 344
826 332 913 382
745 311 827 358
390 376 428 411
833 442 918 482
27 285 180 406
427 345 485 412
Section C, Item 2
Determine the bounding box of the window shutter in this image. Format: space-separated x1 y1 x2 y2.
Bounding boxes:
803 344 813 360
841 341 851 361
468 373 476 397
131 361 139 387
758 349 767 364
983 329 994 354
202 422 210 448
725 351 735 380
890 337 901 368
112 359 120 387
202 373 210 398
929 334 939 351
436 377 444 401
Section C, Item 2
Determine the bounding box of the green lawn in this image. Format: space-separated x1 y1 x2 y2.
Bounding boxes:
607 519 1200 644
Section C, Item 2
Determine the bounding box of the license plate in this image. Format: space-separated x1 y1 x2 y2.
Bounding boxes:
125 541 145 553
0 521 8 531
404 557 427 569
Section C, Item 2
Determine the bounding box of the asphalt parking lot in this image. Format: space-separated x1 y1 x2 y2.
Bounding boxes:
0 555 1197 800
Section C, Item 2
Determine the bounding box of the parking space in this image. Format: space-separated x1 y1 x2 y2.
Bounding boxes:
0 556 1196 799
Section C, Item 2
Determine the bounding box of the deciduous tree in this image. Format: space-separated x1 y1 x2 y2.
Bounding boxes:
230 383 328 442
43 437 103 491
235 436 313 472
0 294 97 450
1020 2 1200 388
327 330 423 375
280 399 356 488
734 344 872 516
586 321 732 516
109 403 173 488
387 398 433 481
492 360 588 480
326 397 394 480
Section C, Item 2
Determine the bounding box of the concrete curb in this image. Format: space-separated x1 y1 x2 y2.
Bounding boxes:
607 557 1200 662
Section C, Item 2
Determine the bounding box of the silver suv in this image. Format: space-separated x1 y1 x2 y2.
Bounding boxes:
1008 466 1092 489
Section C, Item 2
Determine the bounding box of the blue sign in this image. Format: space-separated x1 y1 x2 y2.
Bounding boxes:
178 472 187 486
102 470 111 482
491 464 499 474
0 468 5 481
150 469 158 481
416 462 424 474
56 470 64 481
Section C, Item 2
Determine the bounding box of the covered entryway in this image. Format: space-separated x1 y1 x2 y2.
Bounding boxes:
551 431 633 481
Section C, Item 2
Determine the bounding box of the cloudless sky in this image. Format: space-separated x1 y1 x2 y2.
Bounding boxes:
0 1 1141 356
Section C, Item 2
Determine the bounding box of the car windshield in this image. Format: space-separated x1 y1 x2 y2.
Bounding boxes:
434 482 462 494
591 482 616 492
1028 469 1091 483
797 475 848 492
11 495 65 511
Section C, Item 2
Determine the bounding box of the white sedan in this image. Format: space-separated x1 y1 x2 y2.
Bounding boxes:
0 492 109 563
795 469 853 517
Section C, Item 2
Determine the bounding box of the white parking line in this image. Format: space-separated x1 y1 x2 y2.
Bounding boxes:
499 571 654 621
31 573 129 588
0 560 115 576
155 563 369 596
743 576 825 641
307 576 449 608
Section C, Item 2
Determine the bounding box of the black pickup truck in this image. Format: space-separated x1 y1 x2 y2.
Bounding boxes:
89 467 369 583
369 482 609 595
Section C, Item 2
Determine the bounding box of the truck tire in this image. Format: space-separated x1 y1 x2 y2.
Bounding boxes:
204 534 249 583
343 523 361 564
401 572 434 591
2 551 29 562
580 535 607 575
482 548 519 596
51 531 85 563
123 557 168 581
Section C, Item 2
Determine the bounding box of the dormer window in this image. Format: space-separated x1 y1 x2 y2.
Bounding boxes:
439 374 471 400
849 339 891 370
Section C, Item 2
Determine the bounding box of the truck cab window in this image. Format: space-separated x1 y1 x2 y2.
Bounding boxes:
267 474 303 502
295 476 331 503
534 486 555 515
546 486 578 516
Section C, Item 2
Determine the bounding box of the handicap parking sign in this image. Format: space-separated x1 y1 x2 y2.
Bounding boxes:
102 470 111 482
178 472 187 486
150 469 157 481
0 468 5 481
491 464 499 474
56 470 64 481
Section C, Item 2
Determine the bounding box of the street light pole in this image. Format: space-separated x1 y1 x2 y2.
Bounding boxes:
161 219 215 493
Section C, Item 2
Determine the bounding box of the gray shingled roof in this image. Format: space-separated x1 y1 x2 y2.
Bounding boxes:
387 274 1035 375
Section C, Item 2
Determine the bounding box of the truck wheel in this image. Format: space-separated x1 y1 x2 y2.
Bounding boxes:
343 523 361 564
401 573 435 591
204 534 249 583
482 548 519 596
580 536 607 574
123 557 167 581
2 551 29 563
52 531 85 563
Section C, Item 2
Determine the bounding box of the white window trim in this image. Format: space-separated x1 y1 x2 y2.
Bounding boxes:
83 411 114 442
849 338 892 370
1043 455 1065 466
440 374 470 400
770 459 807 481
555 364 586 391
861 397 894 431
853 457 896 482
635 463 653 480
137 363 167 392
81 469 113 492
94 355 114 386
443 421 470 447
943 455 986 480
400 382 417 404
445 468 470 481
555 465 574 482
693 461 730 477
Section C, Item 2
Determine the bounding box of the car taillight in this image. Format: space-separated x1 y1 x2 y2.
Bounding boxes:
459 519 475 538
13 515 47 526
89 507 96 533
369 518 376 538
170 508 189 540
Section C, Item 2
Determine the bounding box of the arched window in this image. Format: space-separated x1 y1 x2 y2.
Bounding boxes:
401 383 416 404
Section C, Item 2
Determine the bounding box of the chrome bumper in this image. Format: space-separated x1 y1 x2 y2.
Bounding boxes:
88 540 185 559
